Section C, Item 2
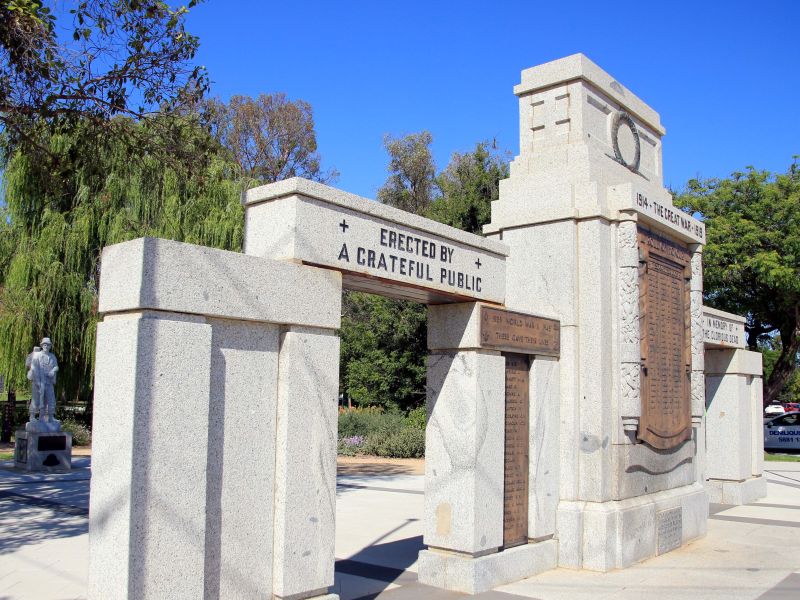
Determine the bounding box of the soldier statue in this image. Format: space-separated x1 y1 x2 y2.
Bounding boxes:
26 338 60 432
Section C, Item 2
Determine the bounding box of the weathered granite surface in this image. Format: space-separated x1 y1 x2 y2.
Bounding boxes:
243 179 507 304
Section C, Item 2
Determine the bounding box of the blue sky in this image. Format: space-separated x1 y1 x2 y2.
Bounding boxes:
189 1 797 199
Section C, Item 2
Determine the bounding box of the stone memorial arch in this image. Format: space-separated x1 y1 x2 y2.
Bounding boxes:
89 177 563 599
88 54 763 599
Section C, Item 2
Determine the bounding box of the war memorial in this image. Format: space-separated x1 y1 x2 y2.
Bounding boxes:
86 54 767 599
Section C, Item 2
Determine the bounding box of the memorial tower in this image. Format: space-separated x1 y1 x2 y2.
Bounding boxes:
485 54 708 570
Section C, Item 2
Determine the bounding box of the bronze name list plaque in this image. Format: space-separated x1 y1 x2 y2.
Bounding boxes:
480 306 560 357
637 227 692 450
503 352 529 548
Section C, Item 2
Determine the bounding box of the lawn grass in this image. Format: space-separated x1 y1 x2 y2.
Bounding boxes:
0 451 13 460
765 451 800 462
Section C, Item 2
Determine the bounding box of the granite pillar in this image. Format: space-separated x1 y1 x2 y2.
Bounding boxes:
89 237 341 600
421 303 557 593
705 348 767 505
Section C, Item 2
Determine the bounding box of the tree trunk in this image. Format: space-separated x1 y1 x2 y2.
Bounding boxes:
764 320 800 406
1 386 15 443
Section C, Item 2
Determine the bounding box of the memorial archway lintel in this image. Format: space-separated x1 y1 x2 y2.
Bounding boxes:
242 177 508 305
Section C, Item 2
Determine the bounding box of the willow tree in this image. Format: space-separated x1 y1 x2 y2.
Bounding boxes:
0 116 245 403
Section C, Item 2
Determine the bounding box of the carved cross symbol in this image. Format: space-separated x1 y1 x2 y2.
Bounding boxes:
339 219 349 233
475 258 482 269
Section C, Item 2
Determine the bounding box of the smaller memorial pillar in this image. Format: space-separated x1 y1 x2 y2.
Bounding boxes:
420 302 558 594
703 307 766 505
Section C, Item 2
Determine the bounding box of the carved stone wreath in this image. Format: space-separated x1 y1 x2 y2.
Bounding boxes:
612 111 641 173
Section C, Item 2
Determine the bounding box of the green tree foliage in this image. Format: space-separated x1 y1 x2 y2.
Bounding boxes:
341 131 436 410
0 117 244 402
205 93 338 184
339 292 427 411
759 336 800 403
429 142 509 234
377 131 436 215
674 162 800 405
340 134 509 411
0 0 207 157
0 81 333 404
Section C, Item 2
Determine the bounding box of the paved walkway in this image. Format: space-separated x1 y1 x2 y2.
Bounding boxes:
1 457 799 599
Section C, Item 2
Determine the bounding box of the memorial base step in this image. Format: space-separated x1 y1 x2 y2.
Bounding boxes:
417 539 557 594
556 482 708 572
706 475 767 505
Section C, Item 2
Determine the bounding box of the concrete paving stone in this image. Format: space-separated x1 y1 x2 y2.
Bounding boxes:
338 474 425 492
335 483 424 572
360 582 540 600
756 573 800 600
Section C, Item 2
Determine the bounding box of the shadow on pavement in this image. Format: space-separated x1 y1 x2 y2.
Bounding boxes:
0 492 88 554
337 460 423 477
0 457 91 554
342 534 425 571
334 534 425 598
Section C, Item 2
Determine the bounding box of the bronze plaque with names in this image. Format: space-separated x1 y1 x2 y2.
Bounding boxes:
503 352 529 548
480 306 560 357
637 227 692 450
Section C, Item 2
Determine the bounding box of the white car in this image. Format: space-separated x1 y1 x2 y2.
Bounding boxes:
764 404 786 417
764 412 800 451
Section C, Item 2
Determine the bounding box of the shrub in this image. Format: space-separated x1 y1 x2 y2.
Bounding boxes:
363 427 425 459
61 418 91 446
406 406 426 430
337 406 425 458
338 406 403 439
337 435 366 456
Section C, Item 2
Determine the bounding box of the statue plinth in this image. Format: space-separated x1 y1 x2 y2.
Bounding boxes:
25 417 62 433
14 429 72 472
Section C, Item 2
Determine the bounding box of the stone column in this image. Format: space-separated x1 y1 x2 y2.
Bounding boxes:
704 348 767 505
418 349 506 591
204 318 281 600
689 248 707 483
528 356 560 540
91 310 212 600
89 238 341 600
617 217 642 439
272 326 340 600
689 249 705 422
576 218 615 503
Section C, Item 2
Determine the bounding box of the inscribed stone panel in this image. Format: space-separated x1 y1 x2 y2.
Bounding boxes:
702 306 746 349
656 508 682 554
